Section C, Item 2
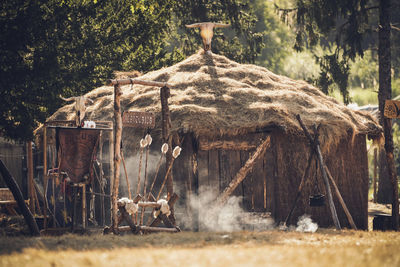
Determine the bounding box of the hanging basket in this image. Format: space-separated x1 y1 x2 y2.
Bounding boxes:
309 194 325 207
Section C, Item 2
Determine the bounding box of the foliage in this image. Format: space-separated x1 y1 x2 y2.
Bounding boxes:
1 0 267 141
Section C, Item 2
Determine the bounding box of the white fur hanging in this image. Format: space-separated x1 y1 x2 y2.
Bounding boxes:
140 138 148 148
172 146 182 159
157 199 171 216
145 134 152 146
118 198 139 215
161 143 169 154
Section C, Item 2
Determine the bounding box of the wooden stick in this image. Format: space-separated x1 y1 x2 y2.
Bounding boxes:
136 147 144 196
373 148 377 203
121 151 131 199
156 158 175 200
296 115 341 230
99 131 105 226
112 83 123 232
215 136 271 207
324 165 357 230
140 145 150 225
109 78 170 88
148 154 164 196
284 149 314 226
138 202 161 208
0 159 40 236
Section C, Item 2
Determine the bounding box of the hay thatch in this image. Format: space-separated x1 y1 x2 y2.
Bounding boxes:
49 51 381 150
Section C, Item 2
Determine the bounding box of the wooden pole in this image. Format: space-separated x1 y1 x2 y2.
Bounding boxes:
99 131 105 226
373 148 378 203
136 147 144 196
26 141 35 213
109 78 170 87
109 128 114 225
156 158 176 200
0 159 40 236
216 136 271 207
43 126 48 230
112 83 123 232
121 151 131 199
296 115 341 230
324 165 357 230
160 86 173 199
82 183 86 229
140 145 150 225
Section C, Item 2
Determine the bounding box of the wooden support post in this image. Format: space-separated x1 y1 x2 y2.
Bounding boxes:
109 128 114 225
99 131 105 226
43 126 48 230
160 86 173 199
324 165 357 230
26 141 35 213
150 193 178 227
373 148 378 203
296 115 341 230
0 159 40 236
82 183 86 229
216 136 271 207
112 83 122 232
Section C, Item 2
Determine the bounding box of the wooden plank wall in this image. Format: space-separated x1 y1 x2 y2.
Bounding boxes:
0 138 25 196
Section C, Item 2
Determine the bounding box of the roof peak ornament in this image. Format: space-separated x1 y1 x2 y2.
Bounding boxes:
185 22 230 54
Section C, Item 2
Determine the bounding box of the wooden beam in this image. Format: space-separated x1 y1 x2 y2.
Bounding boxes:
324 165 357 230
199 140 257 151
0 159 40 236
109 78 170 88
215 136 271 207
117 225 179 233
112 83 122 232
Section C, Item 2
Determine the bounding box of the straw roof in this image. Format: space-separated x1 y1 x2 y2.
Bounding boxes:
49 51 381 150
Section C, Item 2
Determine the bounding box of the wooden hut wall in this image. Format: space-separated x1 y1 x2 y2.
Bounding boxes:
175 131 369 230
272 133 369 230
0 138 25 196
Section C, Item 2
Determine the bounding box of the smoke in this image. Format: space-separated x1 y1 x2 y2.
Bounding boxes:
121 149 164 198
180 186 275 232
295 214 318 233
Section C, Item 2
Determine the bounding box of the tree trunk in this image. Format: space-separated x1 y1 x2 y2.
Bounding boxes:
377 149 393 204
378 0 399 230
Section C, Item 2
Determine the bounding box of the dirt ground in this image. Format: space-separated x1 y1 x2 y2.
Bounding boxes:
0 202 398 267
0 229 399 266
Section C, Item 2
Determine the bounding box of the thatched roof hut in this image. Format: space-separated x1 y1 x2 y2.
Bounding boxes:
49 51 381 229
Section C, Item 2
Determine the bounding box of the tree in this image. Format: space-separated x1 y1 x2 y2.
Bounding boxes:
0 0 175 141
279 0 399 230
1 0 264 141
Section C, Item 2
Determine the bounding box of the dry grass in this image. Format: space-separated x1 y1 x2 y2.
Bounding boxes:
48 50 381 153
0 230 399 267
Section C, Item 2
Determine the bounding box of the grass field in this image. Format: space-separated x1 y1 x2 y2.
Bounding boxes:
0 230 399 267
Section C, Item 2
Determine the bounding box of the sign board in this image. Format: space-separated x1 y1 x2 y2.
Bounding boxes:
122 111 155 128
384 100 400 118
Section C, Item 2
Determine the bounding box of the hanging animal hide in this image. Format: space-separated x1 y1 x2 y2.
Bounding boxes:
57 128 100 183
